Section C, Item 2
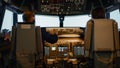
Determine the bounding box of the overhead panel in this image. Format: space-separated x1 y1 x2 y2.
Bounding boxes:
6 0 120 15
36 0 87 15
92 0 118 8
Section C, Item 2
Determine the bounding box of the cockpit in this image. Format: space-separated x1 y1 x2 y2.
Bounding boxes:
0 0 120 68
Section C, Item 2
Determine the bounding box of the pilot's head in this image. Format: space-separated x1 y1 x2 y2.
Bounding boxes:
22 11 35 23
91 7 106 19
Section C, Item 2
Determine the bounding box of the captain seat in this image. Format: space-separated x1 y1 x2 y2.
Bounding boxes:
9 23 43 68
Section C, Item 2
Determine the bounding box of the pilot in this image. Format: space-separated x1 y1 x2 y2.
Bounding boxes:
22 11 58 44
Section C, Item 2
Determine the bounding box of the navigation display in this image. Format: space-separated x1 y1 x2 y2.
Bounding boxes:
44 46 50 56
58 46 68 57
74 46 84 56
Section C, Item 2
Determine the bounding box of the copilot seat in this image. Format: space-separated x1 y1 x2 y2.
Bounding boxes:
84 19 120 68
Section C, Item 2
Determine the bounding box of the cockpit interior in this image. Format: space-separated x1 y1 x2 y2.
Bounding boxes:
0 0 120 68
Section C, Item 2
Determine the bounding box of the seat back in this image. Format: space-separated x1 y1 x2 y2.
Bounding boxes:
35 26 43 59
35 26 44 68
94 19 116 51
16 23 36 53
10 23 37 68
84 19 120 68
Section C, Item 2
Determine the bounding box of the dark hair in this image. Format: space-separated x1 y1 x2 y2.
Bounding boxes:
91 7 106 19
22 11 34 22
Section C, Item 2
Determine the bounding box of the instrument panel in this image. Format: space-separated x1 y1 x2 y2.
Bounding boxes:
43 27 84 59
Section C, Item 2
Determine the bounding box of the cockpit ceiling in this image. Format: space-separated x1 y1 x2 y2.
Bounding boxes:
5 0 120 15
